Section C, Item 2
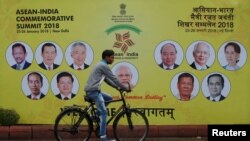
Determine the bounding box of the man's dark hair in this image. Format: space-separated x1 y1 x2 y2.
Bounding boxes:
56 72 74 83
207 73 224 88
178 72 194 84
12 43 26 53
102 49 114 59
27 72 43 86
41 42 57 53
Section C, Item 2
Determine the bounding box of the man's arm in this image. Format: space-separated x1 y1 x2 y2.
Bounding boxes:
102 64 128 90
104 77 118 89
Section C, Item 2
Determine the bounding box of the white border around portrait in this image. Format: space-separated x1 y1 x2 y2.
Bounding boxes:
170 71 200 101
218 41 247 70
112 61 139 87
35 41 63 65
21 72 49 97
154 40 184 65
6 41 33 66
50 71 79 96
186 40 215 66
65 40 94 66
201 72 230 98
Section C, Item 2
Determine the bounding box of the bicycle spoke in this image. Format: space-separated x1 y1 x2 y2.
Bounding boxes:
113 109 148 141
54 109 92 141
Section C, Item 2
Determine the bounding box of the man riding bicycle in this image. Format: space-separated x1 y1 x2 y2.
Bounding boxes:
84 49 130 141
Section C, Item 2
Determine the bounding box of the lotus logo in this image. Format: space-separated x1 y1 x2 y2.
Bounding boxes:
113 32 134 53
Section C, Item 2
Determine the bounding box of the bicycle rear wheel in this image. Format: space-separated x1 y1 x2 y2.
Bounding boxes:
113 109 149 141
54 108 92 141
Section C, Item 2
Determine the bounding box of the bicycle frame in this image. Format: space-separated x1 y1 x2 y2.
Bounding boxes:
84 90 130 126
55 89 149 141
106 97 127 125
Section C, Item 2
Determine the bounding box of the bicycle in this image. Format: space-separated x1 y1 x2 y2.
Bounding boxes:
54 89 149 141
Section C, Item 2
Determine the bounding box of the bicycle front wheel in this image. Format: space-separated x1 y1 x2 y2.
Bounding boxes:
54 108 92 141
113 109 149 141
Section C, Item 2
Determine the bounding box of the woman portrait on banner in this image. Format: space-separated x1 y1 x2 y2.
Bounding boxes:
223 42 241 71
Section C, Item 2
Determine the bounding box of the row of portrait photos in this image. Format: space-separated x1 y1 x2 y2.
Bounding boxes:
7 40 247 71
22 70 230 102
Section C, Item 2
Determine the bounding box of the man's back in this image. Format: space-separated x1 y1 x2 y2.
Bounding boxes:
84 61 107 91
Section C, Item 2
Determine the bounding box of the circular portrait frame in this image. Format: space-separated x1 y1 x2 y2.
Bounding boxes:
65 40 94 70
186 40 215 69
6 41 33 70
170 71 200 101
51 71 79 100
21 71 49 100
112 61 139 88
154 40 183 70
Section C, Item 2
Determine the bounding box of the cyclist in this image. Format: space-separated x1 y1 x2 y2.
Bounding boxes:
84 49 129 141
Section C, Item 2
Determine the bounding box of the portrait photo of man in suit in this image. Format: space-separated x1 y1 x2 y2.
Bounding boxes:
176 72 194 101
189 41 211 70
11 43 31 70
38 42 59 70
206 73 226 102
115 64 135 89
55 72 77 100
158 43 179 70
26 72 46 100
69 42 89 70
171 72 199 101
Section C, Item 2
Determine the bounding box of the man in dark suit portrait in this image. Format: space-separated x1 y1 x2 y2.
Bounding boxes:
69 42 89 70
27 72 46 100
176 72 194 101
207 73 226 102
55 72 76 100
190 42 210 70
39 42 59 70
158 43 179 70
11 43 31 70
115 65 135 89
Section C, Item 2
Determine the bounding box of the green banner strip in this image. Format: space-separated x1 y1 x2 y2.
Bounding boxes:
106 24 141 34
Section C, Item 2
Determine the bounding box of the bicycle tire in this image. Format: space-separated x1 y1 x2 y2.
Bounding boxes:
113 108 149 141
54 108 93 141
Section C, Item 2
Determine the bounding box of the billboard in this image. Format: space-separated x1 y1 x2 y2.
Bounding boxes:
0 0 249 124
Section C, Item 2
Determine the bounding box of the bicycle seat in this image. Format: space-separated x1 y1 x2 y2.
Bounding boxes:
84 96 94 103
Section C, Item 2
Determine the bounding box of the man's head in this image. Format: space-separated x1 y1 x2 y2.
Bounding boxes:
71 42 87 67
57 72 74 96
207 74 224 98
115 65 133 86
27 72 43 95
41 43 57 66
12 43 27 64
177 73 194 101
102 49 115 64
160 43 177 67
193 42 210 66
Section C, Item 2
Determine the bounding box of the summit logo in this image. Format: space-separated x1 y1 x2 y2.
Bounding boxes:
106 4 141 59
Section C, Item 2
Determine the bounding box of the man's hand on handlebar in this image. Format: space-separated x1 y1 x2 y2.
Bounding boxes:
117 82 132 93
117 87 131 93
124 88 131 93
